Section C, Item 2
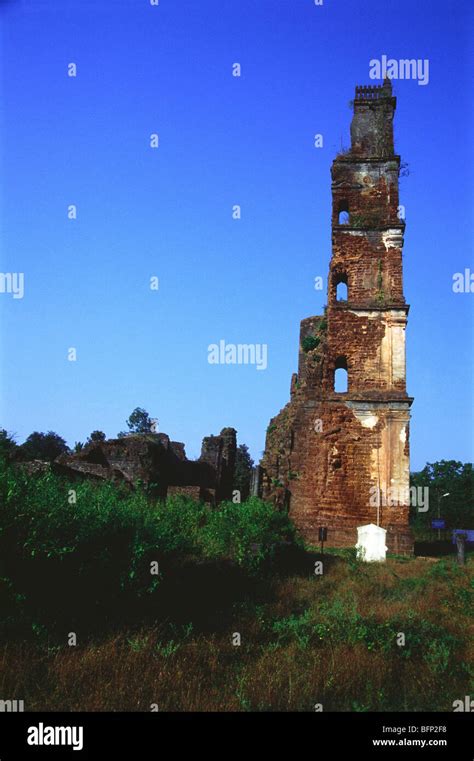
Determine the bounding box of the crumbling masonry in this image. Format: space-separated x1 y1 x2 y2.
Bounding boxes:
260 79 414 554
54 428 237 504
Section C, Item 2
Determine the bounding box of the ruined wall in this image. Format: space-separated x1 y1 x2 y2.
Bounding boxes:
261 79 413 555
54 428 237 504
200 427 237 503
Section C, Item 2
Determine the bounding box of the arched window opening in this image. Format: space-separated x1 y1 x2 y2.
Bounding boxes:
336 282 348 300
337 200 349 225
335 367 348 392
333 272 348 302
334 356 348 392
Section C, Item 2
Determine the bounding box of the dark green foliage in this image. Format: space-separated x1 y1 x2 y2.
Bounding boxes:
0 462 295 641
0 497 471 711
302 335 320 353
201 498 296 571
410 461 474 536
125 407 153 434
302 317 327 354
87 430 106 444
19 431 69 462
233 443 254 501
0 429 18 461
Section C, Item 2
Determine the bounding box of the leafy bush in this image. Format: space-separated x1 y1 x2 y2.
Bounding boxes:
201 497 296 570
0 461 296 639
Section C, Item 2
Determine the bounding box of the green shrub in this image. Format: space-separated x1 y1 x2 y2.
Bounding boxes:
0 462 296 639
302 335 320 353
200 497 296 571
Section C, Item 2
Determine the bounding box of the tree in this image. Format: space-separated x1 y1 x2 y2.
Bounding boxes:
19 431 70 462
125 407 153 435
233 444 255 502
410 460 473 532
86 430 106 444
0 429 18 461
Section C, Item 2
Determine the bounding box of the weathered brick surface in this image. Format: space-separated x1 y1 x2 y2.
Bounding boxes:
261 79 414 555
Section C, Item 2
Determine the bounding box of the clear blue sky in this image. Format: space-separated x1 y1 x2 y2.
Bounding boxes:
0 0 472 470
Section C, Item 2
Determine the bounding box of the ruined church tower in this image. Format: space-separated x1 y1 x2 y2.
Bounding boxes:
260 79 414 554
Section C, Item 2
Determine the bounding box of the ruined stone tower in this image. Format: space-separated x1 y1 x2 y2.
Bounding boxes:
260 79 414 554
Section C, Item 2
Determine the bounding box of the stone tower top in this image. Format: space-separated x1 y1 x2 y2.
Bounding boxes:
354 77 393 101
350 78 397 158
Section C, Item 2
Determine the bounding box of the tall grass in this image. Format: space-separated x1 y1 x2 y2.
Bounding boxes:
0 556 472 711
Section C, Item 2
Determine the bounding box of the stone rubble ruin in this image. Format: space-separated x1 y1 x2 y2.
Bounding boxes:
53 427 237 504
